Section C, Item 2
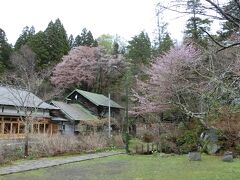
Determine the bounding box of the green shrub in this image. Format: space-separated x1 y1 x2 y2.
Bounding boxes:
176 130 199 154
235 144 240 155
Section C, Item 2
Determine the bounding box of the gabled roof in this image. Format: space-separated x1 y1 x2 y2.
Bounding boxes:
0 86 57 110
67 89 123 109
51 101 98 121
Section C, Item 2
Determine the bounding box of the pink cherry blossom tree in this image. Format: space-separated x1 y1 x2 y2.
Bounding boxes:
131 44 202 114
131 44 240 126
51 46 125 92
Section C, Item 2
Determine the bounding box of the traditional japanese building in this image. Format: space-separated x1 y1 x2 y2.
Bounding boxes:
51 89 124 134
0 86 61 139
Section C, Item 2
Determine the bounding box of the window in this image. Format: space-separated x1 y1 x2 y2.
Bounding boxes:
45 124 49 133
19 124 25 134
12 123 19 134
33 124 39 133
39 124 44 133
4 123 11 134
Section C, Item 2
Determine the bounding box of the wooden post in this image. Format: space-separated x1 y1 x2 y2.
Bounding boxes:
142 144 144 154
38 124 40 133
1 117 3 134
10 122 13 134
147 143 149 154
43 123 45 133
18 119 20 134
50 124 53 135
152 143 154 152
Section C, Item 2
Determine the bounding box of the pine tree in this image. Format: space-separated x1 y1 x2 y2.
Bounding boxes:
68 34 74 49
153 19 173 56
184 0 212 46
126 31 151 65
73 28 98 47
27 31 49 69
112 41 119 56
217 0 240 40
44 19 70 64
0 28 12 73
15 26 35 50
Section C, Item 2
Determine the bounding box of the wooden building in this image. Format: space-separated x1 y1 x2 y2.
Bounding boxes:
51 89 124 134
0 86 62 139
51 101 100 135
67 89 123 118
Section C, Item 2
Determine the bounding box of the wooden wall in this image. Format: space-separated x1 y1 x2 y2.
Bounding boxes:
0 116 58 139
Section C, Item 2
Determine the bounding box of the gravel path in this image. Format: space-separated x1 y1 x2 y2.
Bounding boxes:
0 151 124 175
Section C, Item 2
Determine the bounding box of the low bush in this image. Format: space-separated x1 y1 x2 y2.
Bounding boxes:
142 132 155 143
176 130 199 154
0 133 124 164
0 144 24 164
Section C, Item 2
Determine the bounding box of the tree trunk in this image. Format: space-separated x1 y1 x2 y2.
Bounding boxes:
24 121 29 157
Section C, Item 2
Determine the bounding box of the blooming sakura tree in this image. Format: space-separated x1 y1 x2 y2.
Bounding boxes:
51 46 125 91
132 44 240 125
132 44 202 115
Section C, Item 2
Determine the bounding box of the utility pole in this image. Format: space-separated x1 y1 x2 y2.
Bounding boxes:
108 93 111 138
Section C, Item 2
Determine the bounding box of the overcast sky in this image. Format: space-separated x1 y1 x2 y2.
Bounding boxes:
1 0 226 45
1 0 187 45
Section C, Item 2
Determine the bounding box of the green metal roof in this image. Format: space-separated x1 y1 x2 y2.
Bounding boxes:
68 89 123 109
51 101 98 121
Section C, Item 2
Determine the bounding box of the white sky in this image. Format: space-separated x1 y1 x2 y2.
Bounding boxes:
0 0 226 45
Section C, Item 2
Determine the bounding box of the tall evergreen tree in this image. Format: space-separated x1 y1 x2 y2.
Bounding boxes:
112 41 119 56
0 28 12 73
73 28 98 47
217 0 240 40
126 31 151 65
15 26 35 50
68 34 74 49
153 17 173 56
27 31 49 68
184 0 212 46
159 33 174 53
44 19 70 64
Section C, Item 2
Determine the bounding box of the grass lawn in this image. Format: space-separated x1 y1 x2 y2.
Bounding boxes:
1 154 240 180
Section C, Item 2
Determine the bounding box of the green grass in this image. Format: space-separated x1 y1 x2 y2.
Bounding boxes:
2 154 240 180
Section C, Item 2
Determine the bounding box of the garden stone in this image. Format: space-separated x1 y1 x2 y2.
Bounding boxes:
201 128 221 154
224 151 233 156
222 155 233 162
222 151 233 162
188 152 201 161
206 143 221 154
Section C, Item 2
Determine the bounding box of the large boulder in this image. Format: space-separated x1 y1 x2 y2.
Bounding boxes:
201 128 221 154
188 152 201 161
206 143 221 154
222 151 233 162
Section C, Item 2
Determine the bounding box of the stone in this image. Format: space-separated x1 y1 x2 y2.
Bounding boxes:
201 128 221 154
222 154 233 162
224 151 233 156
188 152 201 161
206 143 221 154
